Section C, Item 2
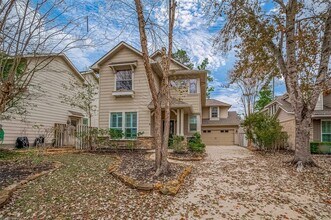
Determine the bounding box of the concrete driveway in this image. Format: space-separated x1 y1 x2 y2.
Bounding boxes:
160 145 331 219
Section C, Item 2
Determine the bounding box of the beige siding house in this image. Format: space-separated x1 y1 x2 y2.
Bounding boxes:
0 54 99 146
92 41 240 147
262 93 331 150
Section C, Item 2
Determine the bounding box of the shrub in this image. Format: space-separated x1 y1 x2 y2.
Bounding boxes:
109 129 124 140
310 142 319 154
242 113 288 151
188 132 205 153
171 135 187 153
310 142 331 154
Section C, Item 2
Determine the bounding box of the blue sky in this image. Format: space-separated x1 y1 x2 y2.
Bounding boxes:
53 0 286 113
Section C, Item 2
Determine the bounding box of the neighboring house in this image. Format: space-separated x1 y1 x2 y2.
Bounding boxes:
262 93 331 150
0 54 99 146
91 41 240 148
80 70 99 128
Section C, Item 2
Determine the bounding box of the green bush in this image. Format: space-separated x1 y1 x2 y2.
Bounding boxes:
310 142 320 154
188 132 205 153
109 129 124 139
171 135 187 153
242 112 288 151
310 142 331 154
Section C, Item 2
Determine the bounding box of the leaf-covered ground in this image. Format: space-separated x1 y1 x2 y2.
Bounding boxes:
0 147 330 219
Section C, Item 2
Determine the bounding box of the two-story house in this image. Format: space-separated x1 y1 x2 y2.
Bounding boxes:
0 54 99 147
91 42 240 148
262 92 331 150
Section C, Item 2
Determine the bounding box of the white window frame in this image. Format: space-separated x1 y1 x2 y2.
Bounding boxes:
321 120 331 142
188 115 198 132
115 70 133 91
109 111 139 139
210 106 219 119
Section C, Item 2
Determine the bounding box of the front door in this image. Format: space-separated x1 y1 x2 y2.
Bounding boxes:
163 120 175 136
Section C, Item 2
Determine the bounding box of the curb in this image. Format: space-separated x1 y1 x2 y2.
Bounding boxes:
0 161 63 209
168 155 204 161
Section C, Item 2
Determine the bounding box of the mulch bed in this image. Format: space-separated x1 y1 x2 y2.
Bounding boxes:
0 159 54 190
117 152 185 184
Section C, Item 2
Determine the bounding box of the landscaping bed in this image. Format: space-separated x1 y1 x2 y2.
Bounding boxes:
0 158 54 190
169 151 206 161
117 152 185 184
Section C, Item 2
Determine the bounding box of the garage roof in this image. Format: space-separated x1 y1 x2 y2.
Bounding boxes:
202 111 241 126
205 99 231 107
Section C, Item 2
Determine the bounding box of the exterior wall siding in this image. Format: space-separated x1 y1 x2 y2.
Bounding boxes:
98 47 152 136
279 119 296 150
0 57 86 146
315 93 323 110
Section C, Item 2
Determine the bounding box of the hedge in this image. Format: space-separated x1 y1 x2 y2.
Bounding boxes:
310 142 331 154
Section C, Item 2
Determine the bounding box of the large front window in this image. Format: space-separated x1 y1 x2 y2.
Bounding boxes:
116 70 132 91
110 112 137 139
189 115 197 132
322 121 331 142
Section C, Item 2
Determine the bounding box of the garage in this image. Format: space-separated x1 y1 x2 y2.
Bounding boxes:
201 128 235 146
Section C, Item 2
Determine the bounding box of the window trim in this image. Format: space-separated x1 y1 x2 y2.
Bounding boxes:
321 120 331 142
109 111 139 139
210 106 219 119
188 115 198 133
114 69 134 91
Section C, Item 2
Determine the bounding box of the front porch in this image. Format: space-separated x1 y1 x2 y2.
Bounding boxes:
148 98 198 138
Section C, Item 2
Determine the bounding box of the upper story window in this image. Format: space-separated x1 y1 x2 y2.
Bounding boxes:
116 70 132 91
211 107 218 118
189 79 197 94
170 79 187 89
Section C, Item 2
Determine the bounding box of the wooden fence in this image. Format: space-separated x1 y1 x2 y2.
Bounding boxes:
54 123 95 149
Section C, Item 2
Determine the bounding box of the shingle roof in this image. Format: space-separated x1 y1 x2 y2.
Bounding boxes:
205 99 231 107
147 97 192 110
68 110 84 117
202 111 241 126
274 94 293 113
267 93 331 117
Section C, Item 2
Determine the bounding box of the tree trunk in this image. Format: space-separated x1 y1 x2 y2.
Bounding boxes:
292 114 316 166
88 111 92 150
154 102 162 170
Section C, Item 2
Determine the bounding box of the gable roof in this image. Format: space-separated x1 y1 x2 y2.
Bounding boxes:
205 99 231 107
91 41 143 71
23 53 85 82
150 50 190 70
91 41 191 71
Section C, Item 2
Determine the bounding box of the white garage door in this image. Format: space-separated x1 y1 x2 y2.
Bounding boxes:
201 129 235 146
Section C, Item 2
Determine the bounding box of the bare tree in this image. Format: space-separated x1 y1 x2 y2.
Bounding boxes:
134 0 177 175
0 0 88 120
208 0 331 166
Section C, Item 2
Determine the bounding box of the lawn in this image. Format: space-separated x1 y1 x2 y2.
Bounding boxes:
0 147 330 219
0 152 175 219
